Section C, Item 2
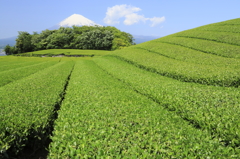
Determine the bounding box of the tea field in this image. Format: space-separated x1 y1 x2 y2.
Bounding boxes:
16 49 111 57
0 18 240 158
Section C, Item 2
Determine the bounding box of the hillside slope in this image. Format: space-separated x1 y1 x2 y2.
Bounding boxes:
110 18 240 87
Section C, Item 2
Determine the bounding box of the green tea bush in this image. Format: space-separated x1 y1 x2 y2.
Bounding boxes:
49 60 238 158
94 56 240 150
0 61 57 87
155 36 240 58
111 48 240 87
0 61 74 156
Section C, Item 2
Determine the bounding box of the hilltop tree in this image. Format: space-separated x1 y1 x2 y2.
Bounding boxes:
31 29 56 50
102 26 135 49
4 44 11 55
74 29 113 50
16 31 33 53
45 27 74 49
4 44 18 55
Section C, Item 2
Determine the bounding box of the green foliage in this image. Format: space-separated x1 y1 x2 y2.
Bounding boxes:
74 29 113 50
193 18 240 33
174 30 240 46
46 33 71 49
108 18 240 87
4 44 18 55
0 61 74 156
3 44 11 55
110 47 240 87
45 27 74 49
94 56 240 150
31 29 56 50
156 36 240 58
0 61 57 87
11 26 134 54
18 49 110 57
137 41 240 65
48 60 238 158
16 31 34 53
111 38 128 50
109 27 135 50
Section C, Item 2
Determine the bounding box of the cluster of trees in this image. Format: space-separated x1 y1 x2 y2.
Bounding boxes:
4 26 135 55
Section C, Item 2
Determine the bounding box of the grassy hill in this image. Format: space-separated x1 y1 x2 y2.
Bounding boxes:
1 18 240 158
109 18 240 87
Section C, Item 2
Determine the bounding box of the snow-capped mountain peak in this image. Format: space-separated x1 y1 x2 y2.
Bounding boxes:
58 14 100 27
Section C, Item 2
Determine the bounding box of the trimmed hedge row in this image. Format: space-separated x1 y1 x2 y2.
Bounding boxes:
0 61 74 157
110 48 240 87
94 56 240 151
48 60 238 158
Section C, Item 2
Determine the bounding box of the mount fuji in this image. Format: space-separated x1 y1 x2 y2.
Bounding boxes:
49 14 101 30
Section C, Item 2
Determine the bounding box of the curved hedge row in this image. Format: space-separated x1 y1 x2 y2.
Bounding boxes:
110 49 240 87
0 61 74 157
49 60 238 158
94 56 240 150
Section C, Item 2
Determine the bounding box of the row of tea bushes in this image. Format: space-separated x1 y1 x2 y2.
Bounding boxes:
133 42 240 66
94 56 240 150
155 36 240 59
0 61 44 72
196 24 240 33
0 61 57 87
48 60 238 158
110 49 240 87
194 18 240 33
0 61 74 157
174 30 240 46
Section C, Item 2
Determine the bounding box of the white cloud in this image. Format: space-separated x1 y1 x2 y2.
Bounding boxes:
149 16 166 27
104 5 141 25
124 13 147 25
104 4 165 27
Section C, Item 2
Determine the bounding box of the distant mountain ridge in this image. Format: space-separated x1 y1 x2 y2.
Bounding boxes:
133 35 160 44
0 49 6 56
0 37 16 49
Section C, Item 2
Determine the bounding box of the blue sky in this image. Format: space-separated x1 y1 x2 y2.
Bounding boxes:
0 0 239 39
